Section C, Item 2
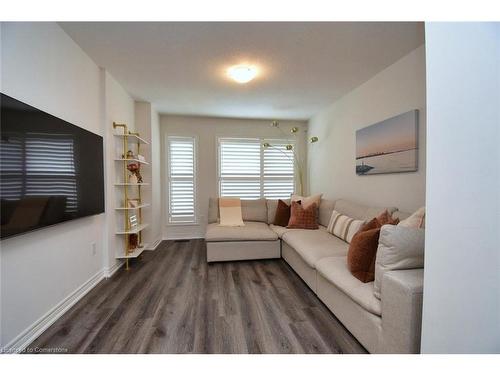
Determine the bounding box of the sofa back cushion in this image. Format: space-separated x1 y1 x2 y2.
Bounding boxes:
334 199 397 221
319 199 336 227
208 197 219 224
291 193 322 209
266 198 291 224
374 225 425 299
242 198 268 222
208 197 268 223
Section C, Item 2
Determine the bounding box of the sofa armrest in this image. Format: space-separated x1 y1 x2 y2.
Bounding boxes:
379 268 424 353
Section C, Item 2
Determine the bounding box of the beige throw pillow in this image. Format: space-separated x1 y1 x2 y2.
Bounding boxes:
291 193 323 209
327 210 365 243
218 198 244 226
398 207 425 228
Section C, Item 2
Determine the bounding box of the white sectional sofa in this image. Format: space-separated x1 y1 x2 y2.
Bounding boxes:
205 197 424 354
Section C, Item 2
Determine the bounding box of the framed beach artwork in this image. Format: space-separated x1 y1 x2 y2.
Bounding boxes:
356 110 419 175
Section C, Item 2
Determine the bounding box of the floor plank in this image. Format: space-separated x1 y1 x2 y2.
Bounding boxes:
28 239 367 354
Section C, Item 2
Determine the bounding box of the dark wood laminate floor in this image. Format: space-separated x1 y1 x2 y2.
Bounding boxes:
29 239 367 354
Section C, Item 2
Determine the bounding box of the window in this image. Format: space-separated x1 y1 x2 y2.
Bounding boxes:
218 138 295 199
263 140 295 199
167 136 196 223
219 138 261 199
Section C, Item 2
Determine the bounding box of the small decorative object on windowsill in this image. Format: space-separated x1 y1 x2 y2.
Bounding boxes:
126 150 135 159
137 154 146 162
265 120 319 195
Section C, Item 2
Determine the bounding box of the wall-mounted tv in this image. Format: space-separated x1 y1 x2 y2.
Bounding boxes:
1 93 105 239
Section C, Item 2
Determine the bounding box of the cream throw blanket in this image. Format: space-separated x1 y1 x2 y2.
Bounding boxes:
218 197 245 226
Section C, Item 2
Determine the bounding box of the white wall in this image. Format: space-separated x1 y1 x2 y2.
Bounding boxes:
0 22 104 347
0 22 140 349
161 115 307 239
421 23 500 354
307 46 426 212
103 71 136 271
150 107 162 246
134 102 162 249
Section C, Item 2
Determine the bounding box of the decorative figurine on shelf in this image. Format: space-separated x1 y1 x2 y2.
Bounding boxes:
126 150 135 159
127 163 143 183
129 233 138 249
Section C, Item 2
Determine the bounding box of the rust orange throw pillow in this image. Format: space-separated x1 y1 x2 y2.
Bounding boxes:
347 213 399 283
273 199 292 227
287 201 319 229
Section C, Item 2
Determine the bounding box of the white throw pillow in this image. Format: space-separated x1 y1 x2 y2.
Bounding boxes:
398 206 425 229
374 225 425 299
218 198 244 226
291 193 323 209
327 210 365 243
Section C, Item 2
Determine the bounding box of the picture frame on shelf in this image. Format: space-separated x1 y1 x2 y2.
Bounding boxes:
128 214 138 228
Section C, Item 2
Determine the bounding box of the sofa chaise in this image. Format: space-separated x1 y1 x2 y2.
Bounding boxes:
205 197 424 354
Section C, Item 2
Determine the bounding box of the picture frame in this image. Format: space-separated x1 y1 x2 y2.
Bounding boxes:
355 109 419 175
128 214 138 228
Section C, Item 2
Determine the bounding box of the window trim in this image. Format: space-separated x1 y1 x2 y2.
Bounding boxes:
166 135 197 225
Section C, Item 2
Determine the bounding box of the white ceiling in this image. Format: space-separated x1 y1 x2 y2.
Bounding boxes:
60 22 424 120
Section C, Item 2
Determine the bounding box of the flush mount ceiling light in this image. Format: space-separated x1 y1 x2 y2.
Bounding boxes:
227 65 258 84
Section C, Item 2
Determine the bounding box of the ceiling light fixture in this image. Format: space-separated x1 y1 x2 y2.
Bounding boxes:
227 65 258 84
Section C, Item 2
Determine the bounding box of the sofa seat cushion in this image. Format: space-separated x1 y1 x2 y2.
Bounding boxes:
270 224 329 239
316 256 381 316
269 224 291 238
282 227 348 268
205 221 278 242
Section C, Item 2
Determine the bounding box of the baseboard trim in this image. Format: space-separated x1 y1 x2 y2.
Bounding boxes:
104 260 124 278
146 238 162 251
164 235 204 241
3 269 105 353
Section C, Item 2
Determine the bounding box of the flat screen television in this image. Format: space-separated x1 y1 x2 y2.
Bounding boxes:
1 93 105 239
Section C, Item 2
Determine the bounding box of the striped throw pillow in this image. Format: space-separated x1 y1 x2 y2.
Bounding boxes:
327 210 365 243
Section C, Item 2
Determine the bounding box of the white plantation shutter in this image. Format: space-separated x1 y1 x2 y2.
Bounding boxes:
219 139 261 199
218 138 295 200
168 137 196 223
263 140 295 199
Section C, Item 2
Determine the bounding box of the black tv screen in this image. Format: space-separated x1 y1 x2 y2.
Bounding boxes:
1 93 105 239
